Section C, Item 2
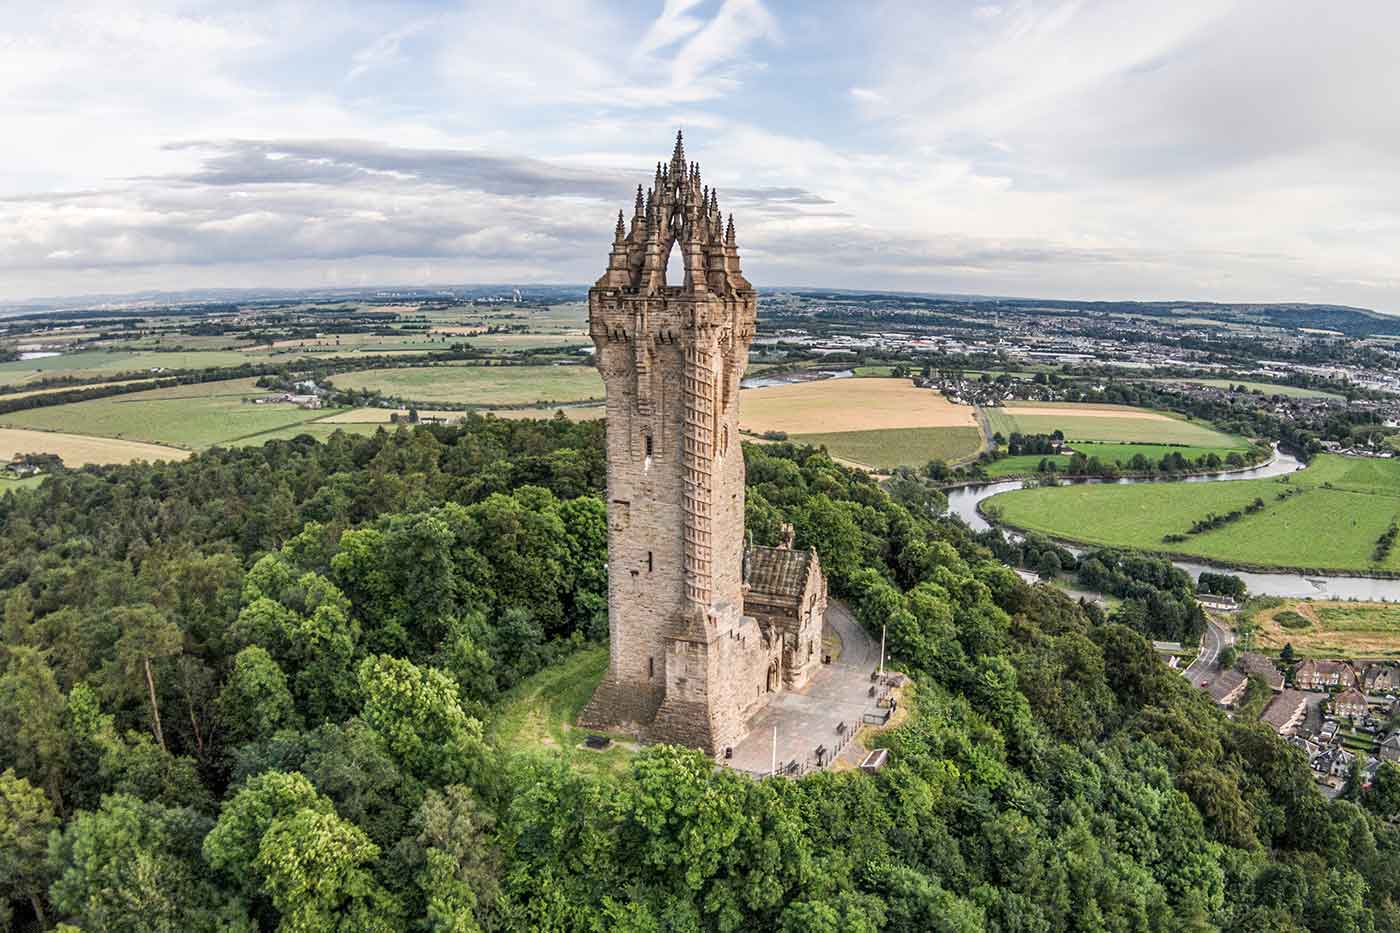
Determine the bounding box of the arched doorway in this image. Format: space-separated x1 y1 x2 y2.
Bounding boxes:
766 662 779 693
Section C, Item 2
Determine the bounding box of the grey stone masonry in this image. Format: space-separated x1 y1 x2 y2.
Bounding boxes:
578 132 825 756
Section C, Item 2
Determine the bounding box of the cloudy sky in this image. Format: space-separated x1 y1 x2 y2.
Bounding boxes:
4 1 1400 310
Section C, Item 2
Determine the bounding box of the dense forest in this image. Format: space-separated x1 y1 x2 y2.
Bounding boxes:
1 418 1398 931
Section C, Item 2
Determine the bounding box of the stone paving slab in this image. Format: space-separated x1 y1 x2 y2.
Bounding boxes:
724 600 889 775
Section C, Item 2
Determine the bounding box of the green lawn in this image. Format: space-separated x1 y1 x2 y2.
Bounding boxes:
0 378 339 449
983 442 1250 478
330 364 604 406
487 646 635 776
985 403 1239 447
0 475 44 493
984 454 1400 573
1157 378 1345 400
791 426 984 470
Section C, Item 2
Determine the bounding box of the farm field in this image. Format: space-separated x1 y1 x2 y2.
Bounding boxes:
984 455 1400 573
0 378 160 401
790 426 984 471
1157 378 1344 400
329 364 604 406
0 349 274 384
983 441 1251 477
739 377 978 434
736 378 983 470
985 401 1239 447
1251 600 1400 658
0 427 189 465
0 378 337 450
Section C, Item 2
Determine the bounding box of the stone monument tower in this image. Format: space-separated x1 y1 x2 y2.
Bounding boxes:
578 132 783 755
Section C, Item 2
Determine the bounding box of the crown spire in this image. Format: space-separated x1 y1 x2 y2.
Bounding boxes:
672 129 685 166
614 211 626 242
725 213 736 246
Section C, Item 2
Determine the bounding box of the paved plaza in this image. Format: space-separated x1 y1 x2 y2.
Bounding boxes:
725 600 890 775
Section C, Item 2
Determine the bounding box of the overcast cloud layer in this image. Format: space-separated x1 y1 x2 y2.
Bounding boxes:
4 0 1400 310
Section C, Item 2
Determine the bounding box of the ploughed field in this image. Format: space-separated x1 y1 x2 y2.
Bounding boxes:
1251 600 1400 659
738 377 984 470
984 454 1400 574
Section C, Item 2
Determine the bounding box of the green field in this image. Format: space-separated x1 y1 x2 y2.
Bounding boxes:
0 475 44 493
330 364 604 406
0 349 269 385
1156 378 1344 400
487 646 634 775
0 378 339 449
791 426 984 470
984 442 1250 477
985 454 1400 573
985 403 1239 447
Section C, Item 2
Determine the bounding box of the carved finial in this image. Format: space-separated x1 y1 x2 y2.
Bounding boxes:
779 523 795 550
673 128 685 165
614 211 626 242
710 188 719 214
725 213 736 245
634 185 644 214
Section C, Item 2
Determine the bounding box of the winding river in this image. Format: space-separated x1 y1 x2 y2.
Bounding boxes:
947 448 1400 600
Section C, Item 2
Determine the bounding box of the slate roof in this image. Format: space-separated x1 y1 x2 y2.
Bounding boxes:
745 545 814 600
1208 669 1247 704
1240 652 1285 691
1260 689 1308 732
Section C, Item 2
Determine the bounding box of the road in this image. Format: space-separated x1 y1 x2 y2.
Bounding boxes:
1183 615 1234 684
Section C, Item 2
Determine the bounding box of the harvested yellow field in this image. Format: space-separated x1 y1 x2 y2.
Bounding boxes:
1003 403 1174 421
0 428 190 466
319 408 464 424
490 406 605 422
737 378 977 434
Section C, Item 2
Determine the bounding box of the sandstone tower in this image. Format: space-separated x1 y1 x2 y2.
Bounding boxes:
580 132 822 755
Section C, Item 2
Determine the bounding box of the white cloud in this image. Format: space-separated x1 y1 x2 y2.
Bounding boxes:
4 0 1400 311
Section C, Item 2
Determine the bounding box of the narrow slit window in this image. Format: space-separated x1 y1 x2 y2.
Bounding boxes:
645 433 654 458
647 551 654 572
648 656 655 679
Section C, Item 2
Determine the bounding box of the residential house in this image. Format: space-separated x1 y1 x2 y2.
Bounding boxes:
1318 720 1340 745
1240 652 1285 692
4 461 41 477
1196 594 1240 613
1208 670 1248 707
1362 663 1398 694
1294 659 1356 691
1287 735 1322 759
1260 689 1308 736
1334 686 1369 719
1380 732 1400 763
1312 746 1355 779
